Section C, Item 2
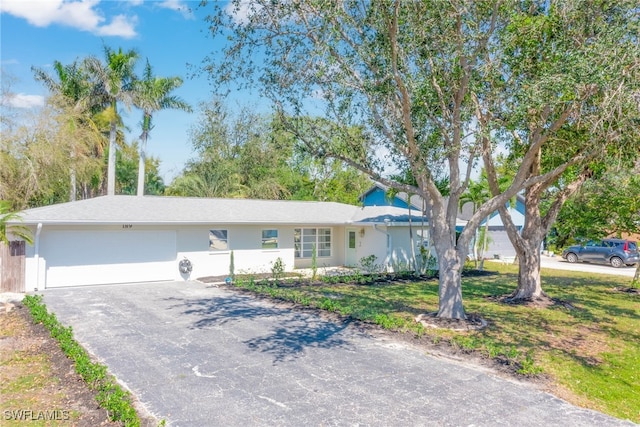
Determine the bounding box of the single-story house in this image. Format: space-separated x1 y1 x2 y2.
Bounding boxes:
9 195 430 291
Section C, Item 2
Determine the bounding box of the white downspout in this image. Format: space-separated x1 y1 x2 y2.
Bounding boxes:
34 223 42 291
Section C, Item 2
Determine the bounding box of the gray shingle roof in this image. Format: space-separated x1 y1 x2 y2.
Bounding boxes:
17 196 424 226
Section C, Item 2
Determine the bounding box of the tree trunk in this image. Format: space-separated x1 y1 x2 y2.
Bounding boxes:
69 148 77 202
633 262 640 287
107 121 117 196
510 245 545 300
500 188 550 301
137 135 147 197
471 232 478 269
478 222 489 271
433 239 466 319
70 170 77 202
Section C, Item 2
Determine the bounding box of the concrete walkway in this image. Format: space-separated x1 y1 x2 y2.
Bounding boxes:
40 281 635 427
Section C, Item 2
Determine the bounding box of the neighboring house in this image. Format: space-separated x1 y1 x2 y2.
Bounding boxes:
360 182 468 237
361 182 525 258
10 196 429 290
482 201 526 258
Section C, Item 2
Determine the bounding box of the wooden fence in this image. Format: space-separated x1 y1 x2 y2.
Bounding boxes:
0 241 26 293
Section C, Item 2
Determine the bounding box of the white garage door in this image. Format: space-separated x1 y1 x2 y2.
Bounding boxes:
42 230 177 287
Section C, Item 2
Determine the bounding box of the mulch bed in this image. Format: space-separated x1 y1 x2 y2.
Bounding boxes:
415 312 488 331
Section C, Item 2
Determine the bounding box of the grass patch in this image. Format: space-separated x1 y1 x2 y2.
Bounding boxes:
231 264 639 423
0 305 78 426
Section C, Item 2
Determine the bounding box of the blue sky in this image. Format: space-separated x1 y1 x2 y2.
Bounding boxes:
1 0 261 183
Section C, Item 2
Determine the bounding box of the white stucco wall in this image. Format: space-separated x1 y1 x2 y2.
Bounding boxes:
176 225 299 279
21 222 434 290
350 224 433 272
22 223 356 289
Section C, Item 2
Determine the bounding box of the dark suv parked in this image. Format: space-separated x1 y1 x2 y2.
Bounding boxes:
562 239 639 268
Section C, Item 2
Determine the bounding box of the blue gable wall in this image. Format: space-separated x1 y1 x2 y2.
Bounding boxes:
362 187 411 209
486 197 526 223
362 185 469 231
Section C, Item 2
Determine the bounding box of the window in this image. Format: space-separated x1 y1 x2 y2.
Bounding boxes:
348 231 356 249
262 229 279 249
294 228 331 258
209 229 228 250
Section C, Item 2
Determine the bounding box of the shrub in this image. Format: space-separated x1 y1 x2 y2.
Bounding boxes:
311 245 318 280
359 254 380 274
23 295 142 426
271 257 285 283
229 250 235 281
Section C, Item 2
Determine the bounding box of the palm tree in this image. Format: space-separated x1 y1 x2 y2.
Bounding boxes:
133 60 191 196
0 201 32 244
166 166 248 198
84 46 139 196
459 176 490 269
32 60 102 201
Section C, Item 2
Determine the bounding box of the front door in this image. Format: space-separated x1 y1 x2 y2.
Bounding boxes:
345 228 358 267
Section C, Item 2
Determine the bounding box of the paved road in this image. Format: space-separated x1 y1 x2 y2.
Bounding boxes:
540 256 637 278
41 281 635 427
485 256 637 278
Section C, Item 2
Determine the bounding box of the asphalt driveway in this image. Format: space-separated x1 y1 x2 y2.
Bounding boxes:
40 281 633 427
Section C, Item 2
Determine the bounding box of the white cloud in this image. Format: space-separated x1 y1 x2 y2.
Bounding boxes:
0 0 138 38
225 0 262 25
4 93 45 109
96 14 137 37
158 0 194 19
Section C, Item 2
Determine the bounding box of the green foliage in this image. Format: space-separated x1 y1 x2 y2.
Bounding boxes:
83 46 140 196
229 250 235 281
311 245 318 281
270 257 285 282
358 255 380 274
116 142 165 195
0 201 33 244
0 100 105 208
517 352 544 376
22 295 141 426
372 314 406 330
201 0 640 320
132 59 191 196
21 46 190 203
168 100 370 203
551 172 640 248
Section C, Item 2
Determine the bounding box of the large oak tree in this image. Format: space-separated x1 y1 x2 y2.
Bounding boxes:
478 2 640 301
201 0 640 318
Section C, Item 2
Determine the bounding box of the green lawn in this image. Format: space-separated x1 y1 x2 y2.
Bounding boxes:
231 263 639 423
